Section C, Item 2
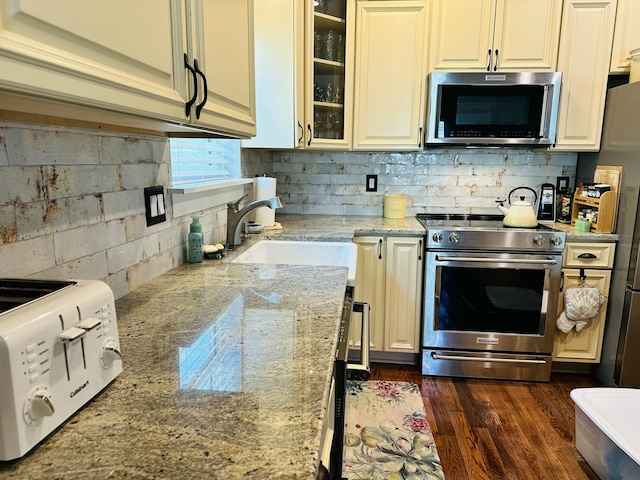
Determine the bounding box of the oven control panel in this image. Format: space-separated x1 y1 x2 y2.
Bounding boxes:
426 228 565 253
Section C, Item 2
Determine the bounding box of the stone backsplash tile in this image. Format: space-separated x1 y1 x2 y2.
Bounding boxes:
248 149 578 216
0 123 225 298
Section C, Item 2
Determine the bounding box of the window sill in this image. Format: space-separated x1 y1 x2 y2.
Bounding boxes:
168 178 252 195
169 179 252 218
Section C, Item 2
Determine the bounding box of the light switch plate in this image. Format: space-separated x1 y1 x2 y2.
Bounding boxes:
144 186 166 226
366 174 378 192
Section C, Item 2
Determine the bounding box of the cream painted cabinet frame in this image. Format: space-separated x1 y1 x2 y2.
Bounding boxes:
609 0 640 74
553 0 617 152
352 235 423 362
352 0 430 151
429 0 562 72
304 0 356 149
0 0 255 137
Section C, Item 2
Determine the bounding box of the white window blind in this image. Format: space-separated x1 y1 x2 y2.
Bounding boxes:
169 138 241 187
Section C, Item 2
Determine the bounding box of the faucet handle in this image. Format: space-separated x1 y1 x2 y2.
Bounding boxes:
227 193 248 211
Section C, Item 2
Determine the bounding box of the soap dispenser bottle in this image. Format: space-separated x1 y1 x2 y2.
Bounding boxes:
188 216 204 263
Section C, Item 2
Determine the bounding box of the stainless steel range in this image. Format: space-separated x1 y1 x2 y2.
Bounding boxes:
417 214 566 382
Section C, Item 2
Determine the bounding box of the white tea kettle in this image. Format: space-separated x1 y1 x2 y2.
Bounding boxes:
497 187 538 228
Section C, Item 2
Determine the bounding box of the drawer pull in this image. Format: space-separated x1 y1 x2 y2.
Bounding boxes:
578 253 597 259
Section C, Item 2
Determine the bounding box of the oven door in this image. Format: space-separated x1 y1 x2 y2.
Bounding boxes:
422 250 561 380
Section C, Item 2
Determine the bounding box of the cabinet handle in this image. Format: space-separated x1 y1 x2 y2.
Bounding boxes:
298 121 304 145
307 124 312 146
183 53 198 117
493 49 499 71
578 253 597 259
560 271 564 292
193 59 208 119
418 239 422 261
378 238 383 260
486 49 492 71
418 127 423 148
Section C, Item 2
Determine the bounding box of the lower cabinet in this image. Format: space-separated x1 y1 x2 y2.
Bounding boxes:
351 235 423 362
553 242 615 364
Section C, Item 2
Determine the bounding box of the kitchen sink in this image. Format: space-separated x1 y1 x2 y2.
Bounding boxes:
232 240 357 286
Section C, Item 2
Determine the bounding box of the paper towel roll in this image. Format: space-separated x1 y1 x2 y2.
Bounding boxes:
254 176 277 227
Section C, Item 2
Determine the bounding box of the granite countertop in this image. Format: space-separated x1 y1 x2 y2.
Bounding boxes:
0 262 349 479
0 213 616 479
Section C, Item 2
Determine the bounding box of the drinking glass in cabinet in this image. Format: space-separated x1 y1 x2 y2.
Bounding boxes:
314 31 323 58
314 111 326 138
336 33 345 63
325 30 337 61
324 82 334 103
314 83 324 102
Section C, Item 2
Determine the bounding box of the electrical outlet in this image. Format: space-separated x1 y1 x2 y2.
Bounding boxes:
144 186 167 226
366 174 378 192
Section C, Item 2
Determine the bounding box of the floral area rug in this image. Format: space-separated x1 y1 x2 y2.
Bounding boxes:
343 380 445 480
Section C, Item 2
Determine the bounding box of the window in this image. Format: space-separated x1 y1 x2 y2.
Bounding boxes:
169 138 241 187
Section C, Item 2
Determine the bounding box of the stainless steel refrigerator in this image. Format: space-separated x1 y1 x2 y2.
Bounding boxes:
586 81 640 387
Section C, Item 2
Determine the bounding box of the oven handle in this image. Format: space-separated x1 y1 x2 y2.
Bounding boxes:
435 255 557 265
347 302 371 380
432 352 547 364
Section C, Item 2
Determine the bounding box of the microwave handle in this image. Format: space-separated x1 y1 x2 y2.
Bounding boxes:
539 86 550 138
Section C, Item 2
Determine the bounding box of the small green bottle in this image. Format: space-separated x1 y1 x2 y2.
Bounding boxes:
188 216 204 263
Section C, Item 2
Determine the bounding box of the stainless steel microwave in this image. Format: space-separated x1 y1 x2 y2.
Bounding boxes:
425 72 562 147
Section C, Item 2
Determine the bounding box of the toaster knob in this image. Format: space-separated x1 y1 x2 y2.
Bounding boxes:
24 386 55 424
100 338 123 368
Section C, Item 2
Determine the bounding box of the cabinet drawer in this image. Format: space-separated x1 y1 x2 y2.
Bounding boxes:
564 242 616 269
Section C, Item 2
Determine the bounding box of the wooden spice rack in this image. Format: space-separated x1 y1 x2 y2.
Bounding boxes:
570 166 621 233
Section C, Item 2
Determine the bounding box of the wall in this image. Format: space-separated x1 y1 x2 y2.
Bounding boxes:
0 122 579 299
245 149 578 216
0 122 228 299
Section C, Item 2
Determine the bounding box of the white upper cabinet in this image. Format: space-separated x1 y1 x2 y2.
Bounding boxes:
429 0 562 72
554 0 617 151
609 0 640 73
186 0 256 137
0 0 185 120
352 0 430 151
0 0 255 137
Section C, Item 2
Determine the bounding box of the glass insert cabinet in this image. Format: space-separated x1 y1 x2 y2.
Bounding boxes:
305 0 354 149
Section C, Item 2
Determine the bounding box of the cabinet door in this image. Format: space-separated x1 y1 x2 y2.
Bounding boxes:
188 0 256 138
352 1 429 151
242 0 304 148
353 237 385 352
384 237 423 353
0 0 186 121
553 268 611 363
609 0 640 73
553 0 617 152
429 0 495 71
492 0 562 71
304 0 355 150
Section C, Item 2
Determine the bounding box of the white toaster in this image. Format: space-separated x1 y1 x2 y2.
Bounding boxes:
0 279 123 460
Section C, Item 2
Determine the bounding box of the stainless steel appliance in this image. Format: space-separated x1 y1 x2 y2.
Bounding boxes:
425 72 562 146
418 214 565 381
0 279 123 460
317 287 370 480
587 81 640 387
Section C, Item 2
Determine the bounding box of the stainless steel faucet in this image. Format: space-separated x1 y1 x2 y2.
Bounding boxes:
226 194 284 248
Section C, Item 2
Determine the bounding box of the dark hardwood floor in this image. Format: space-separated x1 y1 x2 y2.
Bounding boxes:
370 363 602 480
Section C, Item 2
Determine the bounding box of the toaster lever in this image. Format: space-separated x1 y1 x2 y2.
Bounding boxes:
77 317 101 331
58 327 86 343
